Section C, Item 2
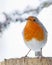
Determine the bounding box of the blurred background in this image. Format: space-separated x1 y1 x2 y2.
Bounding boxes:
0 0 52 62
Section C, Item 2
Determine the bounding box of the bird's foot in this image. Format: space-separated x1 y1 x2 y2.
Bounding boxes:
24 55 28 58
36 56 45 61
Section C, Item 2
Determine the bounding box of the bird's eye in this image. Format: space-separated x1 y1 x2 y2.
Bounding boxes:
33 19 36 21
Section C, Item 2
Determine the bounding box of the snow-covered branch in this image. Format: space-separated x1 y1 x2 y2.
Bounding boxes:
0 0 52 33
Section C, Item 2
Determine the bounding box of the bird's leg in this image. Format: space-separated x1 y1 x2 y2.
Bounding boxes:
35 48 43 60
25 49 31 57
35 48 42 57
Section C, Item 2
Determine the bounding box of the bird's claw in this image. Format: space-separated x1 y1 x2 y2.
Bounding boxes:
36 56 45 61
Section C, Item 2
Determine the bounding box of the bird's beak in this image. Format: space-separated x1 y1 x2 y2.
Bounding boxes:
25 18 28 20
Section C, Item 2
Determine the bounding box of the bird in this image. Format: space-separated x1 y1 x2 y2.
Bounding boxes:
22 16 47 58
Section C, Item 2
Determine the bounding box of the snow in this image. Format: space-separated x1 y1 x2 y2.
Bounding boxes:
0 0 52 62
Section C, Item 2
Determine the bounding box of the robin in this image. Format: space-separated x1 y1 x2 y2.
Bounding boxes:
23 16 47 57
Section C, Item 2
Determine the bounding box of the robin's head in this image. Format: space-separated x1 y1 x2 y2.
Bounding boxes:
26 16 37 22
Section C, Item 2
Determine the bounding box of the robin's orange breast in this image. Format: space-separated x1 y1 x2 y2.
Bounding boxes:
24 21 44 41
